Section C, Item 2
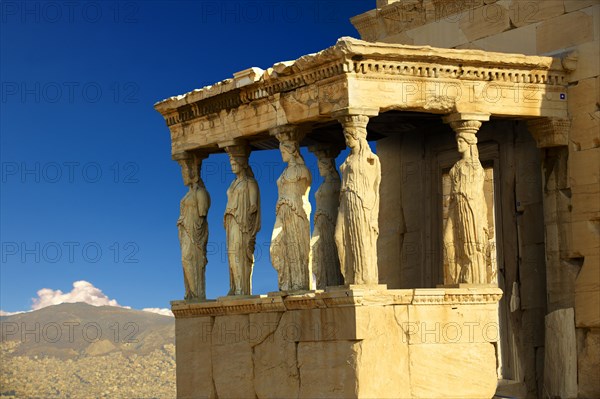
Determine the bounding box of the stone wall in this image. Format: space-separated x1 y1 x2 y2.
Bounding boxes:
356 1 599 397
172 288 502 399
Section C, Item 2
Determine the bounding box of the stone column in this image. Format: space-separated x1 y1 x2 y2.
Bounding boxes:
309 143 343 289
220 140 261 296
526 117 579 397
270 125 313 291
174 151 211 300
442 113 491 285
334 110 381 286
525 117 572 305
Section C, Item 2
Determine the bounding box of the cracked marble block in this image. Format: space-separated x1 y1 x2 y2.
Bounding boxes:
171 287 502 399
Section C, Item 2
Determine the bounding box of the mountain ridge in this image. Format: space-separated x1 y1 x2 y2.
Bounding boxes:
0 302 176 398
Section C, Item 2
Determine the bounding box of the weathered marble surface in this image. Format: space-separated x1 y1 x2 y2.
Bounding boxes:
443 116 492 285
309 145 343 289
172 287 502 399
155 38 568 157
223 143 260 296
153 27 579 399
335 114 381 285
176 153 210 300
544 308 578 398
270 126 313 291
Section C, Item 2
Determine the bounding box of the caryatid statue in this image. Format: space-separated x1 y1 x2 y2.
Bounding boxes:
309 144 343 289
175 152 211 300
223 142 261 296
443 117 491 285
335 114 381 285
270 126 313 291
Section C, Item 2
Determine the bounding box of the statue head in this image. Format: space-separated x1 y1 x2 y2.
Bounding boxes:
456 132 479 160
337 115 370 154
230 157 244 174
310 145 342 178
279 139 303 165
272 126 306 165
176 153 203 187
225 144 253 178
317 157 336 177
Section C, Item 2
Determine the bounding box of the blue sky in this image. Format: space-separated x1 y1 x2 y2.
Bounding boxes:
0 1 373 313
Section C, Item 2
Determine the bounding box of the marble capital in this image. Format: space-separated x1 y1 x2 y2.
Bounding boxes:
270 125 308 143
526 117 570 148
443 113 490 135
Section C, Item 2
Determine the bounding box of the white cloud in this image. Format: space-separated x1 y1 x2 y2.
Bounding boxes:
2 281 172 317
142 308 174 317
31 280 126 310
0 310 25 316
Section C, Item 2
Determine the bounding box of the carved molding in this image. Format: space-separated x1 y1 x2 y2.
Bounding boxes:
449 120 483 135
170 288 504 318
172 150 209 162
350 11 380 42
527 117 571 148
443 113 490 135
336 114 371 129
155 38 568 158
155 38 568 132
351 0 473 42
221 140 250 159
173 150 209 183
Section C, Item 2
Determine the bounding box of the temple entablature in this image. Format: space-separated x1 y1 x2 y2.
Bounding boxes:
155 37 568 157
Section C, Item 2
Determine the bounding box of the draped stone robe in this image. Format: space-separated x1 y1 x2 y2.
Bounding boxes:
177 185 210 299
312 175 343 289
271 164 312 291
335 152 381 285
444 158 490 284
224 176 261 295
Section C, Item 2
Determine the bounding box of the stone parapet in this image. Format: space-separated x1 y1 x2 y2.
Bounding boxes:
173 287 502 399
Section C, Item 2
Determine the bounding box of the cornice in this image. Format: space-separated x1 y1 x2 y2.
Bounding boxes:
154 37 566 128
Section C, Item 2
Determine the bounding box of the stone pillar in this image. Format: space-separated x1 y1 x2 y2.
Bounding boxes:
526 117 583 397
309 143 344 289
526 117 573 310
174 151 211 300
270 125 313 291
334 109 381 286
442 113 491 285
220 140 261 296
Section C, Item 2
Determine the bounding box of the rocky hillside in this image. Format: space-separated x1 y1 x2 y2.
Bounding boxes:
0 303 175 398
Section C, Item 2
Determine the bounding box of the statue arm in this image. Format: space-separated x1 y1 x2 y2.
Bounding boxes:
372 160 381 233
302 165 312 186
196 188 210 217
224 183 233 228
248 180 261 233
443 212 457 284
176 195 187 226
443 214 454 243
192 189 209 246
191 193 209 246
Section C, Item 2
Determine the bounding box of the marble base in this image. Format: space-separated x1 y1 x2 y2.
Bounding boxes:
172 287 503 399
